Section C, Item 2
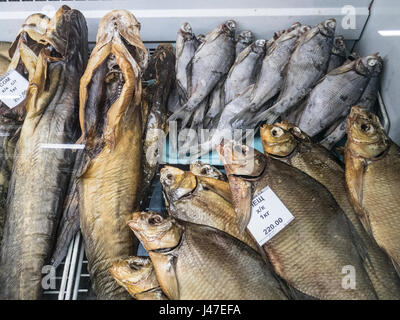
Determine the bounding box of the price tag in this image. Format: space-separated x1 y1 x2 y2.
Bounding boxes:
0 69 29 109
247 186 294 246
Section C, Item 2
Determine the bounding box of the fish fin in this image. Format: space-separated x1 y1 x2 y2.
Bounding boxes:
149 252 179 300
197 176 233 203
390 259 400 279
229 177 253 232
327 60 356 76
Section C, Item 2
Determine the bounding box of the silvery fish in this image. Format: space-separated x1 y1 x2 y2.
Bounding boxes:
224 39 266 105
169 20 236 128
235 30 253 57
175 22 200 105
246 19 336 127
327 35 347 73
297 54 383 137
230 25 310 127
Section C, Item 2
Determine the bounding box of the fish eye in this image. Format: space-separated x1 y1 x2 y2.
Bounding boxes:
368 59 377 67
148 215 163 225
327 20 336 29
271 127 284 137
201 168 208 175
129 262 140 270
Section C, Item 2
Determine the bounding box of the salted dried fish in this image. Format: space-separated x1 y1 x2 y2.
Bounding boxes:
169 20 236 128
78 10 147 300
345 106 400 276
0 6 88 299
128 211 289 300
245 19 336 127
297 54 383 137
224 39 266 104
109 256 167 300
261 122 400 299
217 140 377 299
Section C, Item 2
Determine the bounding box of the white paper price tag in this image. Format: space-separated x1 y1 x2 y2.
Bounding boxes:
247 186 294 246
0 69 28 109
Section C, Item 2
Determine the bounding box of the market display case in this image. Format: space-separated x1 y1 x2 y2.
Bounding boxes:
0 0 399 300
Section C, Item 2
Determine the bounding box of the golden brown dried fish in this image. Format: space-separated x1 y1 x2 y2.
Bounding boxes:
0 14 50 246
0 6 88 300
261 122 400 299
128 211 289 300
78 10 148 300
160 166 257 251
345 106 400 276
109 256 167 300
217 140 377 300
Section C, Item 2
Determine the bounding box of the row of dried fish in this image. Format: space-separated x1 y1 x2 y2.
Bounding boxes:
166 19 389 158
110 106 400 300
0 8 177 300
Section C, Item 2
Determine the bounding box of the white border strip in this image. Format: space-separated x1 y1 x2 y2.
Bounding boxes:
0 7 369 20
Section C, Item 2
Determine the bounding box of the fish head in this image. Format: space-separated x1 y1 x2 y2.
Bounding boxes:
346 106 389 158
160 166 197 203
128 212 183 252
288 22 302 32
197 34 206 43
39 6 73 58
357 53 383 77
179 22 196 41
190 162 225 180
109 256 159 297
97 9 148 71
276 121 311 141
319 18 336 37
223 20 237 38
260 124 297 157
237 30 253 45
252 39 266 55
216 140 266 178
332 35 346 57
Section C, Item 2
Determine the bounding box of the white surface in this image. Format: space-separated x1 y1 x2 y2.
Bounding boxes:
0 69 28 109
0 0 370 42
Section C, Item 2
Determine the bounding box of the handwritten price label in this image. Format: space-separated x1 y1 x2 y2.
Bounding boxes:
0 69 28 109
247 186 294 246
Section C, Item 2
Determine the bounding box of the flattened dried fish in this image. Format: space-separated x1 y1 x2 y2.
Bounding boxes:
169 20 236 128
224 39 266 104
0 6 88 299
128 211 289 300
297 54 383 137
142 44 175 198
345 106 400 276
78 10 147 300
109 256 167 300
261 123 400 299
235 30 253 57
217 140 377 299
327 35 347 73
246 19 336 127
160 166 257 250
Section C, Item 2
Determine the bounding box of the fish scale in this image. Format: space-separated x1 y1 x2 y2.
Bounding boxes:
261 124 400 299
217 142 378 299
